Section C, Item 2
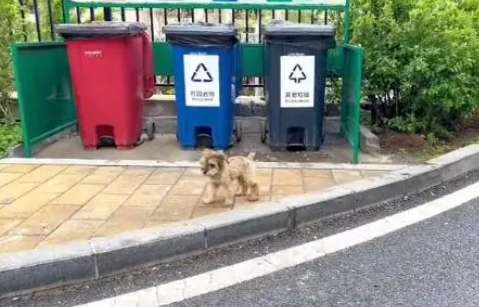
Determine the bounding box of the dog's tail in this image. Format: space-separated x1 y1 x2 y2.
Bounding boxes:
247 152 256 161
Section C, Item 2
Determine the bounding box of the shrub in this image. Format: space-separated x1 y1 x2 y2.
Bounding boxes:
352 0 479 140
0 122 21 157
0 0 23 120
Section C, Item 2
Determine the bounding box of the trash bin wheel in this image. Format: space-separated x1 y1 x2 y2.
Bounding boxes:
260 120 268 144
146 122 156 141
234 121 242 143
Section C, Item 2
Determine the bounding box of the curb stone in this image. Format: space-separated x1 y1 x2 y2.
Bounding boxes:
1 144 479 297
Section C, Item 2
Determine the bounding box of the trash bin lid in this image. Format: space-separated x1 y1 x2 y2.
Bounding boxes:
164 23 238 47
163 23 237 37
264 21 336 37
56 22 147 39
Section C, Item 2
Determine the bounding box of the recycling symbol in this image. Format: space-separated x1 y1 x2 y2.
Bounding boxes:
191 63 213 83
289 64 307 84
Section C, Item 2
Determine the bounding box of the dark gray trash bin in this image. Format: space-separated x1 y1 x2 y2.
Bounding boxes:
263 22 336 150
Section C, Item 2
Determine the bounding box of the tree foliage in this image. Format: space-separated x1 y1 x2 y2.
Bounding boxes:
352 0 479 140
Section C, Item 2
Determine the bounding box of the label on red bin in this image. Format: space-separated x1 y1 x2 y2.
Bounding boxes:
184 54 220 107
280 55 315 108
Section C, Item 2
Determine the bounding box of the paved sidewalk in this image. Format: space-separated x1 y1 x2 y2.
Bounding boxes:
0 163 390 254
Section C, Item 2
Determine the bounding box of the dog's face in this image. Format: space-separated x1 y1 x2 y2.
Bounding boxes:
200 150 226 178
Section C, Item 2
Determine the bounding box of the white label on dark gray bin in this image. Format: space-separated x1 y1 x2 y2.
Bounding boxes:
184 54 220 107
280 55 315 108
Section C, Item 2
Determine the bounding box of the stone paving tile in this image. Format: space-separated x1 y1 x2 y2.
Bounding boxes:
255 175 272 196
183 168 204 177
102 168 152 194
0 235 45 254
271 185 305 201
61 165 97 175
234 195 272 209
38 220 103 247
1 164 39 173
256 168 273 177
123 185 171 208
169 178 207 196
302 169 333 178
0 181 38 204
94 207 155 237
361 170 388 178
11 204 80 236
0 218 23 236
272 169 303 186
72 194 129 220
0 173 23 188
81 166 125 184
17 165 66 183
332 170 363 184
304 176 337 192
190 203 233 219
35 174 87 194
52 184 105 206
0 192 61 218
145 168 184 185
150 195 199 224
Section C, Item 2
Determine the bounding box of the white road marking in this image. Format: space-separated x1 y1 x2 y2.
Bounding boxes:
76 180 479 307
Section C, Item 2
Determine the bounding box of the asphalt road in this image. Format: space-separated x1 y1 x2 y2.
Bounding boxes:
2 173 479 307
171 197 479 307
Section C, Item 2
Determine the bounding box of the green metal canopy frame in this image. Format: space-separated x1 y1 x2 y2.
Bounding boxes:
13 0 362 163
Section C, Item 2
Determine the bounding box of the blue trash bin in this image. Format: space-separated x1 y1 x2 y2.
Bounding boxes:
164 24 240 150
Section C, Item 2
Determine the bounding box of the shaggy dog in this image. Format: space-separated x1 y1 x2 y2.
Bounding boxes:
200 150 259 205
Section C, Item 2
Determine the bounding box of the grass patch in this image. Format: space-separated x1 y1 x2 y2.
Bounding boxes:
0 122 21 157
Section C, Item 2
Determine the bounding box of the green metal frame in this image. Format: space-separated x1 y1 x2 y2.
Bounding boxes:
13 0 362 163
64 0 352 44
341 44 363 164
12 42 77 157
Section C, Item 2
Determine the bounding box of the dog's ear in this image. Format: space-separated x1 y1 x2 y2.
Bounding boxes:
202 149 215 158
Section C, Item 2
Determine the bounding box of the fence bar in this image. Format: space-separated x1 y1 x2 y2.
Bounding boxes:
135 8 140 21
89 7 95 21
32 0 42 41
61 0 66 23
298 9 301 22
218 9 222 23
245 10 249 42
149 8 155 41
104 7 112 21
18 0 27 41
76 7 81 23
205 9 208 23
177 9 181 22
47 0 55 40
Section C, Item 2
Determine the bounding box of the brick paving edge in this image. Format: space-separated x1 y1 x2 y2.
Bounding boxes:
1 144 479 297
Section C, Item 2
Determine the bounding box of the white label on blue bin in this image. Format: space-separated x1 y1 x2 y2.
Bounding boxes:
280 55 315 108
184 54 220 107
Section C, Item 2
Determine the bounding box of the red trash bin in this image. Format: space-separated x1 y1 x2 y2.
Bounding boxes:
56 22 155 150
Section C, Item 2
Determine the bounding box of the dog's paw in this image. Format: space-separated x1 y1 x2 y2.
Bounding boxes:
247 194 259 202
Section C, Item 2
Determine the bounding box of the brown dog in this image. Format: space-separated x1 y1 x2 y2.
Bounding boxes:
228 152 259 202
199 149 235 206
199 150 259 205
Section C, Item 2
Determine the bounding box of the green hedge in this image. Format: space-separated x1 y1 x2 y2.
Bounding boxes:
352 0 479 141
